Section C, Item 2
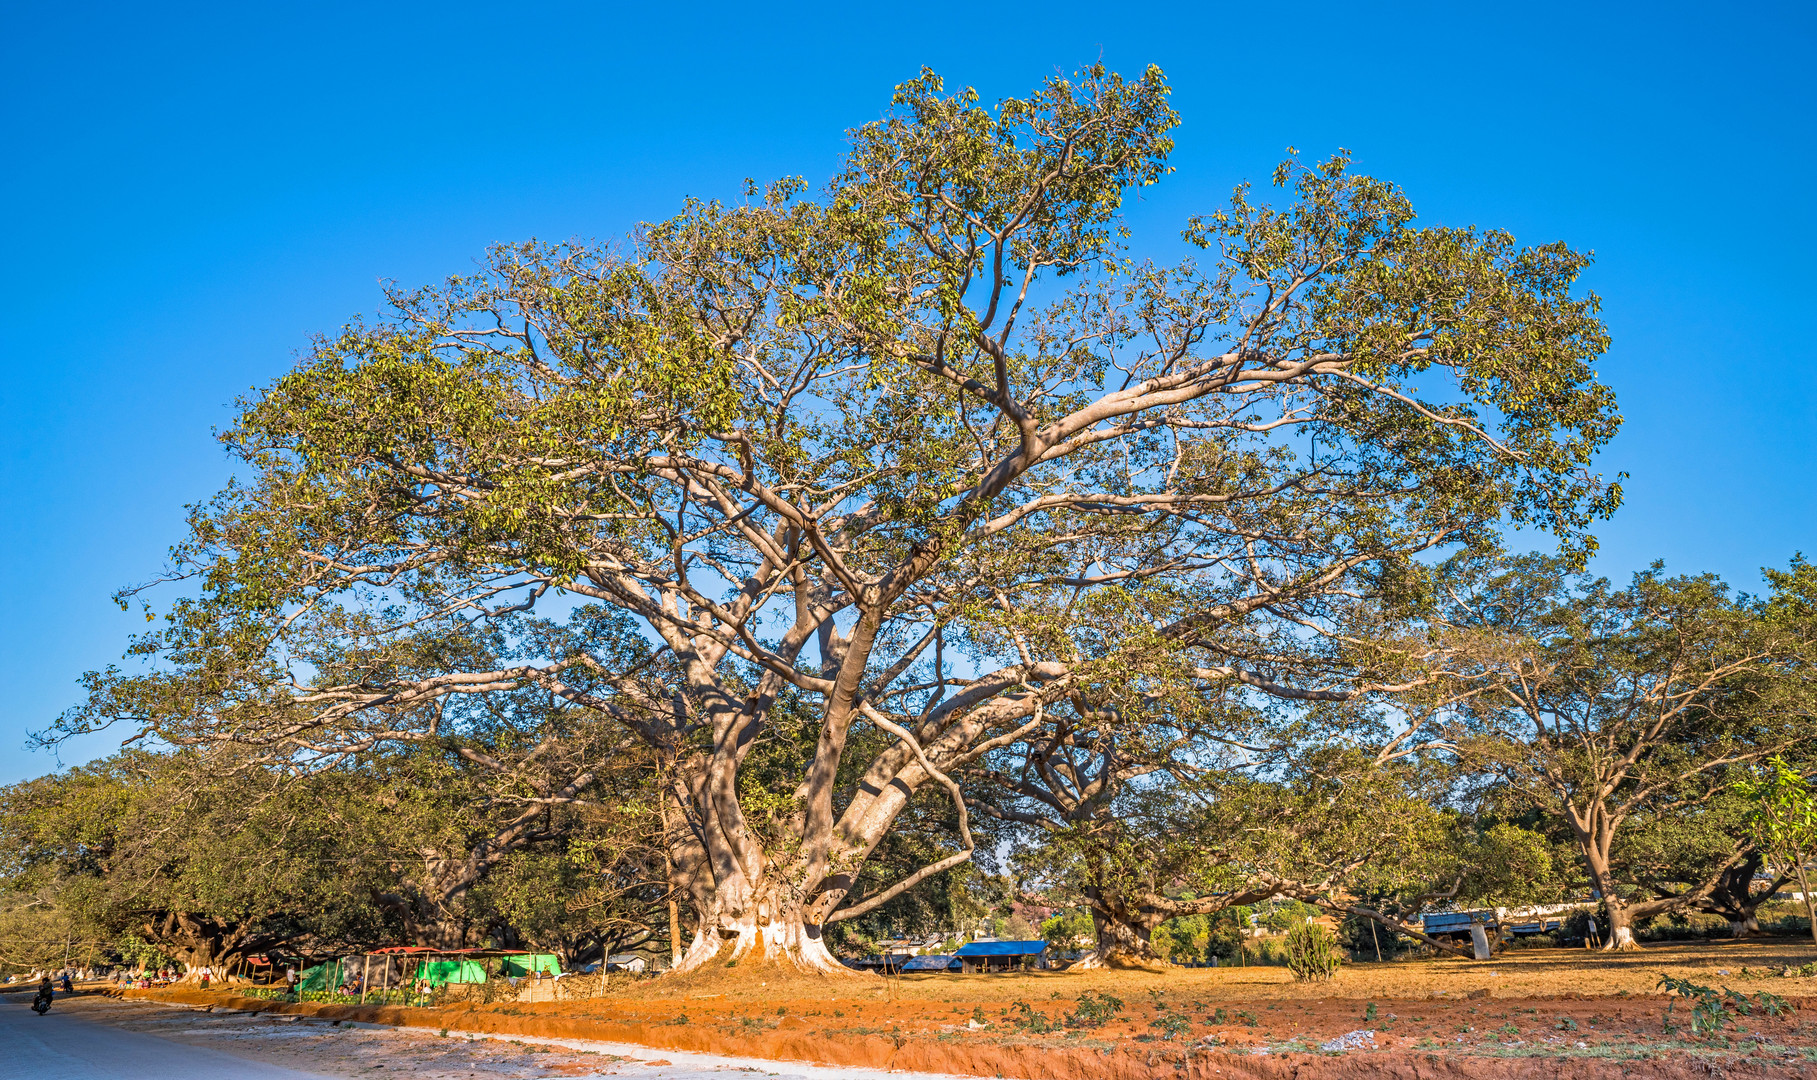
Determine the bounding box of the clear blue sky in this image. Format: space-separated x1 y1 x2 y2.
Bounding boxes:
2 1 1811 782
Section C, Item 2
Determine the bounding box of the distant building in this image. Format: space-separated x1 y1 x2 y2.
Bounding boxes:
899 954 961 973
954 939 1050 973
842 953 915 973
877 936 946 953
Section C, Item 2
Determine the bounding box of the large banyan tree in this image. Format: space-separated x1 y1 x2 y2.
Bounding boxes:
55 65 1620 973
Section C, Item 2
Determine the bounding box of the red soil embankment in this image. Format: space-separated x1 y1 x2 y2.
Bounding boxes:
113 985 1807 1080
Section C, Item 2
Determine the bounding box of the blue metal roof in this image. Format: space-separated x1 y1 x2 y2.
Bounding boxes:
900 954 959 971
954 940 1048 957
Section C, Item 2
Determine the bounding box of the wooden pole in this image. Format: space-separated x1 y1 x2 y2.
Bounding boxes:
1792 848 1817 945
360 955 370 1004
665 760 683 974
1370 920 1383 962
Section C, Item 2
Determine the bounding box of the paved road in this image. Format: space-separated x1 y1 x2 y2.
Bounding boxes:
1 990 968 1080
0 992 330 1078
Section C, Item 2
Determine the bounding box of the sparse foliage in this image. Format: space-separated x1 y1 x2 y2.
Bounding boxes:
1735 754 1817 942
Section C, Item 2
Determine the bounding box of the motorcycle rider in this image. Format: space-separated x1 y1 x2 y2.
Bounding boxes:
31 975 53 1014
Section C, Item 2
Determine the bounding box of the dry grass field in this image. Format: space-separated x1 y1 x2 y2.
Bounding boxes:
128 939 1817 1079
611 936 1817 1005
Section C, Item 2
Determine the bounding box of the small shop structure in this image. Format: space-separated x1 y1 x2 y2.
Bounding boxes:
290 947 563 1001
842 952 912 973
899 953 961 973
954 939 1050 973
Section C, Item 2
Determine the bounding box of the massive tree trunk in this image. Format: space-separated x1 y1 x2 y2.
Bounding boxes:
142 912 290 982
1583 847 1642 950
661 760 919 977
658 695 856 975
1570 816 1643 951
661 785 854 976
1071 886 1167 968
1695 853 1785 938
655 659 1006 977
673 888 845 974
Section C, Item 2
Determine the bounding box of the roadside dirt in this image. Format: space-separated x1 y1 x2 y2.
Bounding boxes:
46 993 640 1078
116 939 1817 1079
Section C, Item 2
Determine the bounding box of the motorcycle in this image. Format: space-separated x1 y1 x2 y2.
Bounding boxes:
31 989 52 1015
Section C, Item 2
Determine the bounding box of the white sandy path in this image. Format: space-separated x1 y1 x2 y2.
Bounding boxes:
43 991 977 1080
430 1025 978 1080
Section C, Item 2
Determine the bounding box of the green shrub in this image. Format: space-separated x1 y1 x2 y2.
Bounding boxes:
1283 921 1342 981
1637 910 1729 942
1659 975 1789 1039
1067 991 1124 1028
1008 1000 1056 1033
1248 937 1290 966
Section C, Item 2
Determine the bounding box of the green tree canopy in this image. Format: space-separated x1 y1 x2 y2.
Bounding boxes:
51 64 1621 974
1444 555 1817 949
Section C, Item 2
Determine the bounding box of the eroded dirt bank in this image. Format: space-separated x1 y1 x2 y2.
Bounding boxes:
116 978 1817 1080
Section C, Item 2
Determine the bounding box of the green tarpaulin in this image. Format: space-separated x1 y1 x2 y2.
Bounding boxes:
297 954 554 991
418 960 489 986
498 953 561 977
297 960 347 992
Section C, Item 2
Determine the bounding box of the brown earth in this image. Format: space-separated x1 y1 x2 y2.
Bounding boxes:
120 938 1817 1079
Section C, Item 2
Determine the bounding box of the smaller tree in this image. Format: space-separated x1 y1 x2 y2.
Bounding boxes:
1613 795 1785 938
1040 909 1095 951
0 752 389 979
1735 755 1817 944
0 888 106 975
1446 557 1814 949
